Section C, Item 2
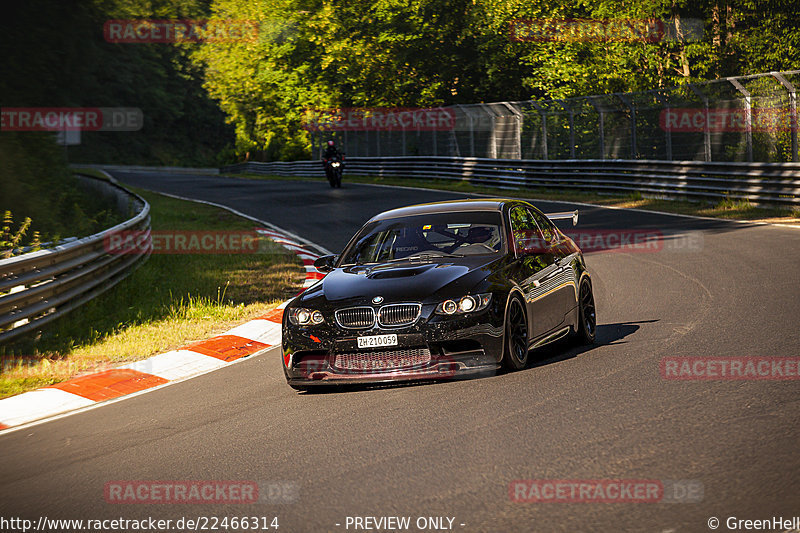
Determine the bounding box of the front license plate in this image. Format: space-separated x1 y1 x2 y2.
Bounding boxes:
357 334 398 349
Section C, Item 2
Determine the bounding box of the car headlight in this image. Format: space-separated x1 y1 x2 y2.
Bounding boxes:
288 308 325 326
435 293 492 315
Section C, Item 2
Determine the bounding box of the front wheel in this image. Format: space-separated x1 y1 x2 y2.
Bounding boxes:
574 278 596 344
502 295 529 370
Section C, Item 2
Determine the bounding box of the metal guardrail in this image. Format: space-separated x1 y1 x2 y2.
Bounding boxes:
0 176 151 343
222 157 800 206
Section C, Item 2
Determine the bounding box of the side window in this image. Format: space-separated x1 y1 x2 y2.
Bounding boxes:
509 206 544 254
528 208 558 244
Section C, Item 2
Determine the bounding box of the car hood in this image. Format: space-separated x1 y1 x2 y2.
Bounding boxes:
301 255 502 305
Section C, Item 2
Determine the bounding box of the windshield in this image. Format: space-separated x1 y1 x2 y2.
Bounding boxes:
340 211 504 265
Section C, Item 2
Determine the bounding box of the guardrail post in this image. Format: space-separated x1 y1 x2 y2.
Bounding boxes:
617 94 637 158
728 78 753 162
772 72 798 162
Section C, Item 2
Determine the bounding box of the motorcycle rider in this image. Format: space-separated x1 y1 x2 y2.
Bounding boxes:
322 139 344 186
323 139 342 161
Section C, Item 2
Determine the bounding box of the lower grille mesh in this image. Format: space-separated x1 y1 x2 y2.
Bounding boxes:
333 348 432 372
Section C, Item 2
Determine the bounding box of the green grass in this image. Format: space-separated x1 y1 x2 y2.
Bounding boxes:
225 171 800 224
0 188 304 398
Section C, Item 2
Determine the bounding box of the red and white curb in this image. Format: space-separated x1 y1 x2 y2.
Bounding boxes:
0 228 324 432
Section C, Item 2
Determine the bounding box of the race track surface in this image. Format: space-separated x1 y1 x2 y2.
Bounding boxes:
1 172 798 532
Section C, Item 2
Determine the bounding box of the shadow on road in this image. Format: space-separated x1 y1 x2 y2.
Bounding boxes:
294 319 658 394
528 318 658 369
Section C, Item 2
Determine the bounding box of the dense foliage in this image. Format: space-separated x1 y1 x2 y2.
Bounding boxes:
2 0 797 164
193 0 799 160
1 0 233 166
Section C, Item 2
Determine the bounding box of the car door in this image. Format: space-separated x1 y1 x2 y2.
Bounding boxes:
508 205 563 338
529 208 578 325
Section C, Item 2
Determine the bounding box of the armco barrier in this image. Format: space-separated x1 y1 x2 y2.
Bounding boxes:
0 175 151 343
222 157 800 206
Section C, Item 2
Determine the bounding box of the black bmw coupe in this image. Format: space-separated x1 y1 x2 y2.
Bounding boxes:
282 198 596 390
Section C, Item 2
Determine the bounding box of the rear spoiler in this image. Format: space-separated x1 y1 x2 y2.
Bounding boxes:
546 210 579 226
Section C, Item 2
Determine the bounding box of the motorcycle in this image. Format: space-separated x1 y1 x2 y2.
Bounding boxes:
323 154 344 188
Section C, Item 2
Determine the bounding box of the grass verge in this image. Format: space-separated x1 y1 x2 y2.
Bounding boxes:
225 172 800 225
0 188 304 399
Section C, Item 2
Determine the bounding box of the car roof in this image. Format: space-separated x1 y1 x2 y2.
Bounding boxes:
369 198 523 222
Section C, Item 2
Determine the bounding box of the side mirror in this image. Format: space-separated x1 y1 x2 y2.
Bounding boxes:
313 254 337 272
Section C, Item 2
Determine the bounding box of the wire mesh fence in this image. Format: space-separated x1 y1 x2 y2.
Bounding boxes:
309 70 799 163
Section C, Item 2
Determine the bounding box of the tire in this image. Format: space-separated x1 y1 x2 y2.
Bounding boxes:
575 278 597 345
502 295 529 370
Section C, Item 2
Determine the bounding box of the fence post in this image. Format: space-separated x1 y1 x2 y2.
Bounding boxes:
687 84 712 161
727 78 753 162
586 97 605 160
616 94 637 158
558 99 576 159
501 102 523 159
467 110 475 157
653 91 673 160
529 101 547 160
772 72 798 162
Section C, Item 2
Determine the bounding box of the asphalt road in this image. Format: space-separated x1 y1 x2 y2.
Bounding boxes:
1 172 799 533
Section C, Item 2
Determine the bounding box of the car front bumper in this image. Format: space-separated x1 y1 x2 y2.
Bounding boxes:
282 309 504 387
